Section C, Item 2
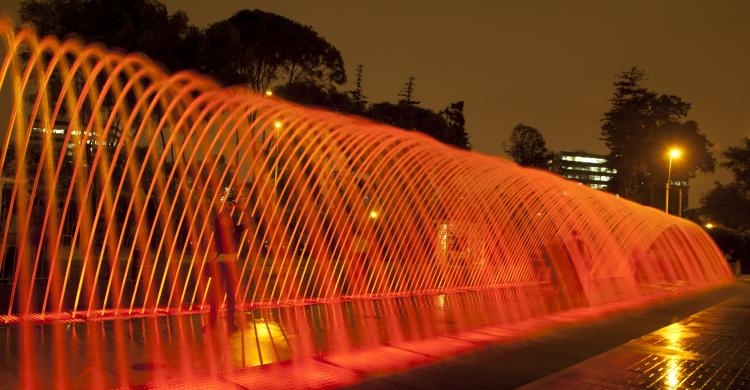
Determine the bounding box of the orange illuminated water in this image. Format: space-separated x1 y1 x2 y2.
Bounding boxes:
0 19 733 388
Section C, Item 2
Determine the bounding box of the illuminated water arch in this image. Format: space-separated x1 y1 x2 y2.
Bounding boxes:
0 19 732 322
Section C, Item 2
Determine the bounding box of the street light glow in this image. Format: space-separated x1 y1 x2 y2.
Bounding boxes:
265 90 273 96
274 120 282 129
669 148 682 159
369 210 379 219
705 223 715 229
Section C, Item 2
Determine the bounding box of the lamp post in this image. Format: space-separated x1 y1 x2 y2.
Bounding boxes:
665 148 682 214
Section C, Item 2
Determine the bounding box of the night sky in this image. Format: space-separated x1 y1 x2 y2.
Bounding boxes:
2 0 750 207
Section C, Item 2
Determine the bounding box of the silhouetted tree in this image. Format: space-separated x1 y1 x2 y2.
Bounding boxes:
601 67 715 206
706 226 750 272
503 124 554 168
723 138 750 191
205 9 346 92
365 102 468 148
349 64 367 113
19 1 471 153
274 81 355 113
20 0 204 73
398 76 419 105
700 137 750 230
440 101 470 149
701 183 750 231
19 0 204 144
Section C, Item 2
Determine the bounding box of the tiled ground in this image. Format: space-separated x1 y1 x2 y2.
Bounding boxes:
0 283 744 388
522 283 750 389
351 282 747 389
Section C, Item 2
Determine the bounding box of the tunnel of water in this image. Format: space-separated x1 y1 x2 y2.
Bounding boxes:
0 19 733 387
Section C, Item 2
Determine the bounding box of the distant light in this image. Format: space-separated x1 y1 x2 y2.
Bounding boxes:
265 90 273 96
536 212 542 217
669 148 682 159
705 223 715 229
369 210 379 219
274 120 282 129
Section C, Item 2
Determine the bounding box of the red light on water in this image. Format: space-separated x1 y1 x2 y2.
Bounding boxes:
0 18 733 388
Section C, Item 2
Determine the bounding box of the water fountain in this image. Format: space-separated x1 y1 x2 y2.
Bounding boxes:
0 19 732 388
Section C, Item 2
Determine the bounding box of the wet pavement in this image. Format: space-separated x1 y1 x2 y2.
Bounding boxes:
351 281 749 389
522 280 750 389
0 286 587 388
0 283 745 388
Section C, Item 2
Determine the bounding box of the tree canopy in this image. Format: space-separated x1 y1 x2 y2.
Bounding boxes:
273 65 470 149
19 0 470 149
349 64 367 112
274 80 355 113
503 123 554 168
722 138 750 191
205 9 346 91
20 0 204 73
601 67 715 206
698 139 750 271
700 137 750 231
364 101 470 149
398 76 419 106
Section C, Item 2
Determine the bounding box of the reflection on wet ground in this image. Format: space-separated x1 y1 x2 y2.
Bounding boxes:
0 284 740 389
523 282 750 389
0 286 647 388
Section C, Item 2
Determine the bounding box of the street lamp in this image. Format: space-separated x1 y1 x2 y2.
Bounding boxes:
665 148 682 215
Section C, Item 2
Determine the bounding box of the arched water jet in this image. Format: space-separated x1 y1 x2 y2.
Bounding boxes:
0 18 734 388
0 17 734 319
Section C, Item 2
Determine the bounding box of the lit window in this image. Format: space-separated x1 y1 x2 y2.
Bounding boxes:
573 156 607 164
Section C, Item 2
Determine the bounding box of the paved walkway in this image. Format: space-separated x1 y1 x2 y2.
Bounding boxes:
0 283 744 388
351 282 749 389
522 282 750 389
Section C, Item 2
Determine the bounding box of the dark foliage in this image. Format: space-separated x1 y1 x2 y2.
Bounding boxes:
205 9 346 91
706 226 750 273
700 137 750 231
20 0 470 149
364 101 470 149
601 67 714 206
503 123 554 168
274 81 356 113
723 138 750 191
20 0 205 73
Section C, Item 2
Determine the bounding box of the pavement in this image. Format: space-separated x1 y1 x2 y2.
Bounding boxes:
522 281 750 389
0 281 746 388
351 281 750 389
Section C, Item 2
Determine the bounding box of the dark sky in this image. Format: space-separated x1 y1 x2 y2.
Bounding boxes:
3 1 750 207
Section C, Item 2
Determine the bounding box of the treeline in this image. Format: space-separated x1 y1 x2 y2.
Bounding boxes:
502 67 750 269
19 0 470 149
504 67 715 205
696 138 750 271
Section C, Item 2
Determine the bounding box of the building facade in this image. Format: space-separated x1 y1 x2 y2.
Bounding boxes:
549 151 616 190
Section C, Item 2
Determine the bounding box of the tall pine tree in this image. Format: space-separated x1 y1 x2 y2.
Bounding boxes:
601 67 714 208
